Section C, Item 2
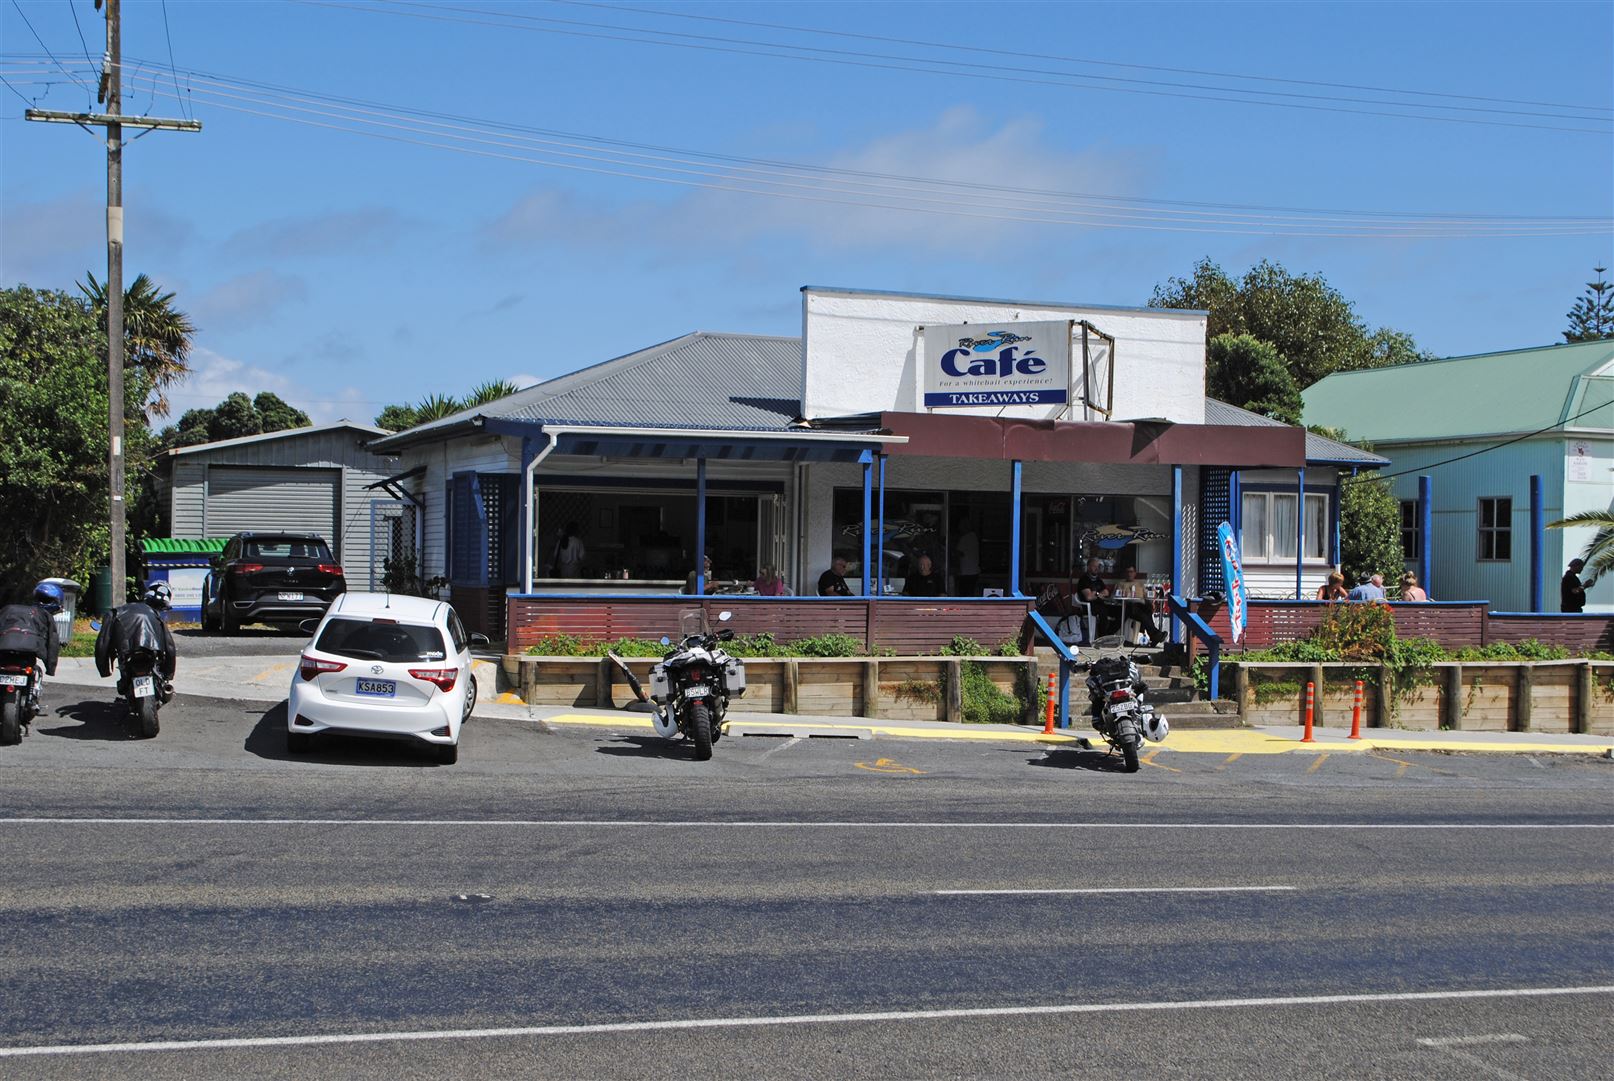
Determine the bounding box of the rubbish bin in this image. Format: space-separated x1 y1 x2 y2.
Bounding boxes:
39 578 81 644
89 566 113 618
141 539 228 623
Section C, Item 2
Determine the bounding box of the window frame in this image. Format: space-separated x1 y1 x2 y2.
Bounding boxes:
1399 500 1421 561
1476 496 1513 563
1239 488 1331 566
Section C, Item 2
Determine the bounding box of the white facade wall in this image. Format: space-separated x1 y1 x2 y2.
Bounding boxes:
801 289 1208 425
413 435 522 581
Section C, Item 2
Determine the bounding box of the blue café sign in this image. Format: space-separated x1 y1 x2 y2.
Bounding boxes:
921 321 1072 408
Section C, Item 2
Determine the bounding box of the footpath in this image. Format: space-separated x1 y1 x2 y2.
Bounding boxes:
48 655 1614 758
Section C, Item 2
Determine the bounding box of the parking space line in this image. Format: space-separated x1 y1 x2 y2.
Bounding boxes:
1140 749 1181 773
1214 753 1242 771
1306 753 1330 774
0 986 1604 1059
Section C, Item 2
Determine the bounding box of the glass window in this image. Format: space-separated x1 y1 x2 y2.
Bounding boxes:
1400 500 1421 560
1305 493 1329 562
316 618 449 663
1272 493 1299 561
447 610 468 653
1241 493 1269 560
246 538 332 561
537 488 766 584
1478 497 1512 561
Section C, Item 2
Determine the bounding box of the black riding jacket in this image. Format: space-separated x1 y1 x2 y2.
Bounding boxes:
94 603 178 680
0 603 61 676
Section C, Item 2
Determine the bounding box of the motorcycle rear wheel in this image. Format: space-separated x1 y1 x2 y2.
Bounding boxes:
0 699 20 746
688 701 713 761
1120 735 1140 773
136 696 159 739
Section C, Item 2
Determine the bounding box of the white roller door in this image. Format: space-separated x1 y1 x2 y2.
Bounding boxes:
205 467 340 551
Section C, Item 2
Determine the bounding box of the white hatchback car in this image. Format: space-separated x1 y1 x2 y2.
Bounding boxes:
287 592 487 764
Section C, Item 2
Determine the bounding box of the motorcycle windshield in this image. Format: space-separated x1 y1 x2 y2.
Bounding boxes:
678 609 709 640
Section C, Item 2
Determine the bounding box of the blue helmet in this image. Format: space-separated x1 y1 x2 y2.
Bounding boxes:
33 582 63 613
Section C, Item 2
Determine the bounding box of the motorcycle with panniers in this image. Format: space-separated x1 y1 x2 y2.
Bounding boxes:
649 610 746 760
1083 654 1169 772
0 651 41 745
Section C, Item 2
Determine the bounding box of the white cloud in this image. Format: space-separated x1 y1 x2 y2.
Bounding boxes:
167 347 370 426
508 373 543 389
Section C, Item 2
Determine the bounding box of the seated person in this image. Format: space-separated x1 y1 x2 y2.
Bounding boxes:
753 567 791 596
1111 565 1164 645
817 556 853 597
1073 558 1121 640
681 556 713 595
902 553 944 596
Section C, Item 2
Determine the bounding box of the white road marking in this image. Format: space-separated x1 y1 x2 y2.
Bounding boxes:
935 886 1298 895
0 987 1605 1059
1417 1034 1529 1047
1 818 1610 829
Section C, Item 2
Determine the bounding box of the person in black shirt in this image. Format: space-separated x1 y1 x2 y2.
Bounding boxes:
818 556 853 596
1562 558 1587 613
1073 558 1121 639
902 553 944 596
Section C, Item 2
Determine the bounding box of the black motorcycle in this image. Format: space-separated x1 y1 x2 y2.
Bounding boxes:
0 650 42 745
649 610 746 761
118 647 168 739
1084 655 1169 772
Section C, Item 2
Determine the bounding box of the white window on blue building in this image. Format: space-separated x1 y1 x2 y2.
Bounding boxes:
1242 491 1328 563
1478 497 1512 561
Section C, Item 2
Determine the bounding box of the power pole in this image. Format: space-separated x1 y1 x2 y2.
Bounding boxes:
25 0 199 610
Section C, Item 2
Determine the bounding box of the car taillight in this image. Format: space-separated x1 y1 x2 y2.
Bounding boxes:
299 655 347 681
232 563 265 575
317 563 344 576
1110 688 1132 701
410 668 458 692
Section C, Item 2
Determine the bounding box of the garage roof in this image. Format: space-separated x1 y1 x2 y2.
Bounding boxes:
164 421 390 458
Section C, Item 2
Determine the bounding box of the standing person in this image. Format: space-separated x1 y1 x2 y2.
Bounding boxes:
903 553 944 596
1561 559 1587 613
817 556 853 597
552 522 586 579
1399 572 1429 602
954 517 980 597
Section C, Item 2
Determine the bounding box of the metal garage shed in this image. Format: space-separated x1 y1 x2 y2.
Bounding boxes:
157 422 412 588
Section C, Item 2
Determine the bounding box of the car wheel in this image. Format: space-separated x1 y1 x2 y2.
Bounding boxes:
221 594 240 635
200 585 219 631
461 674 478 721
433 741 458 766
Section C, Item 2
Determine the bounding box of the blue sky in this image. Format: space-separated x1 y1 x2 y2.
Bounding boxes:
2 0 1611 425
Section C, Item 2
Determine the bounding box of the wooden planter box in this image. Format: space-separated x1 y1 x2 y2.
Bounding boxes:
501 654 1036 723
1229 660 1614 735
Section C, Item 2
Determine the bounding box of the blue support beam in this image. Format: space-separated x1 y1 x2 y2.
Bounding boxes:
1418 474 1433 596
1171 465 1183 645
1009 459 1023 597
876 455 887 596
1530 473 1544 613
1296 467 1306 600
860 450 872 597
695 457 707 595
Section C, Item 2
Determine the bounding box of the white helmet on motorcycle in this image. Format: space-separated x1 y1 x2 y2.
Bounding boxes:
650 705 679 739
1143 713 1169 743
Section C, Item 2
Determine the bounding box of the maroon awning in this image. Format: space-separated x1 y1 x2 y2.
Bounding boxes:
877 411 1306 468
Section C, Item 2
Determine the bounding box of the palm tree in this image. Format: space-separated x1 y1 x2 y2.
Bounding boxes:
464 379 520 408
79 271 195 418
412 393 462 423
1548 510 1614 584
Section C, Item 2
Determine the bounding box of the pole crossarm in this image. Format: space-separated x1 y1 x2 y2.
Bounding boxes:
25 109 201 131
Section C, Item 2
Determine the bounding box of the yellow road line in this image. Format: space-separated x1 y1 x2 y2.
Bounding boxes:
1140 749 1181 773
1215 753 1242 771
1306 753 1330 774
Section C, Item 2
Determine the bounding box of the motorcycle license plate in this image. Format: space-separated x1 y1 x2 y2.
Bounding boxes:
0 673 27 687
1109 699 1136 713
133 676 156 699
683 684 711 699
279 591 305 601
356 679 396 698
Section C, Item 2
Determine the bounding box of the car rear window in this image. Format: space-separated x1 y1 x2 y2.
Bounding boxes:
246 539 332 561
315 618 448 663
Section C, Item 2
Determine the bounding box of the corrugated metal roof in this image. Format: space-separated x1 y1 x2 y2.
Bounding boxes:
1205 398 1388 466
142 537 228 554
164 421 390 457
1301 340 1614 443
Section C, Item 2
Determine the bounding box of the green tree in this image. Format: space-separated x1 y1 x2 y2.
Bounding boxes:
374 403 419 431
1150 258 1433 389
412 393 461 423
157 391 310 449
0 285 159 595
251 391 311 434
208 392 263 441
1547 510 1613 584
1338 473 1403 586
1563 266 1614 343
1205 333 1303 424
464 379 519 407
78 271 194 418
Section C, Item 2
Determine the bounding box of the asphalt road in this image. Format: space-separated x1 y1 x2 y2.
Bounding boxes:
0 692 1609 1079
167 626 308 658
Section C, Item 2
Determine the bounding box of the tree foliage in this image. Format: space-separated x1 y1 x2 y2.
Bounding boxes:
1339 473 1404 586
0 285 161 595
78 271 194 418
159 391 310 450
1205 333 1303 424
374 381 521 431
1547 509 1613 584
1563 266 1614 343
1150 258 1434 390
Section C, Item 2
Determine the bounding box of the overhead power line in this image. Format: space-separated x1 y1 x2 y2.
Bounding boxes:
555 0 1613 115
1349 401 1614 482
297 0 1614 135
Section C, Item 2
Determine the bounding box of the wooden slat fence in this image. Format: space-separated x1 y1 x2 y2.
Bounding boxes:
1188 599 1605 655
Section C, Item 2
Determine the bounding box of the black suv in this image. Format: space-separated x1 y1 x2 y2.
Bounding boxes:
201 532 347 633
